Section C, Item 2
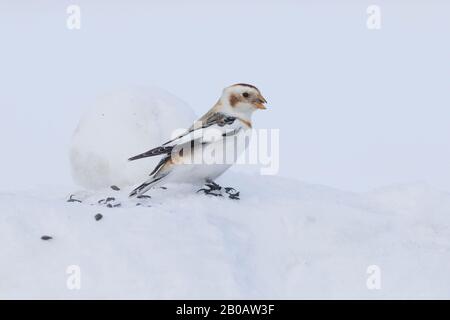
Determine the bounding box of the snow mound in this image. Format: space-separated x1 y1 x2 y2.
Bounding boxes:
1 174 450 299
69 87 196 190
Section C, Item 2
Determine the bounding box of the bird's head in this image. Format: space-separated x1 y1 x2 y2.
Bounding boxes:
219 83 267 115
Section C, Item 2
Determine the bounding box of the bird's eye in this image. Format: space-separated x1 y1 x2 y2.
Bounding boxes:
242 92 249 98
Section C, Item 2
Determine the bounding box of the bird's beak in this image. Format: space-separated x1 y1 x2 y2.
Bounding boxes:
254 94 267 110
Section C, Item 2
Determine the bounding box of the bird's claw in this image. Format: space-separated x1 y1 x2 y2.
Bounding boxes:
197 187 223 197
206 182 222 191
224 187 240 200
197 183 240 200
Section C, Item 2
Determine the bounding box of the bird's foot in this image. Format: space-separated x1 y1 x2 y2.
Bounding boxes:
197 182 223 197
197 182 240 200
224 187 240 200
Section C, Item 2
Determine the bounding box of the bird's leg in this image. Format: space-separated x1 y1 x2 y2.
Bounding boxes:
205 180 222 191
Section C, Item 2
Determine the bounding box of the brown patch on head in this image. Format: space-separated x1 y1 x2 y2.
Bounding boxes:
232 83 259 92
229 93 239 107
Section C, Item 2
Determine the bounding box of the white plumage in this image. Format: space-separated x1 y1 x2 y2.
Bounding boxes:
128 83 267 197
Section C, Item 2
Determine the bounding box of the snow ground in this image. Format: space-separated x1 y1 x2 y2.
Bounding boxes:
1 173 449 299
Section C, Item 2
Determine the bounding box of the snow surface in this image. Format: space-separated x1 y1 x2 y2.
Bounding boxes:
70 87 196 190
1 173 450 299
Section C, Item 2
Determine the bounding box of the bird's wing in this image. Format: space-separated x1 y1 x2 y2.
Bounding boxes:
162 112 237 146
128 112 241 161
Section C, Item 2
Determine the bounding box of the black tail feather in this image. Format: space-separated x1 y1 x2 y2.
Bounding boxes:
128 146 173 161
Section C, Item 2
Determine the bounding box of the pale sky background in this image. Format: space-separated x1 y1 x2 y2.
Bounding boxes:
0 0 449 192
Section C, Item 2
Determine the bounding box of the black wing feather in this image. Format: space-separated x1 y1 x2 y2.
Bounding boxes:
128 113 236 162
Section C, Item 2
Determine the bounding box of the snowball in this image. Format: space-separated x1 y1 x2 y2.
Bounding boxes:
70 87 196 190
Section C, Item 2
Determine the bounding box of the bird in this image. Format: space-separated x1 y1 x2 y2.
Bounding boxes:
128 83 267 198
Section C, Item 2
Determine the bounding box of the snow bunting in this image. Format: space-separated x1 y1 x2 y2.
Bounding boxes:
128 83 267 198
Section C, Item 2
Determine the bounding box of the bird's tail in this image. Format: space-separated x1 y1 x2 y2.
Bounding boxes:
128 146 173 161
129 174 168 198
